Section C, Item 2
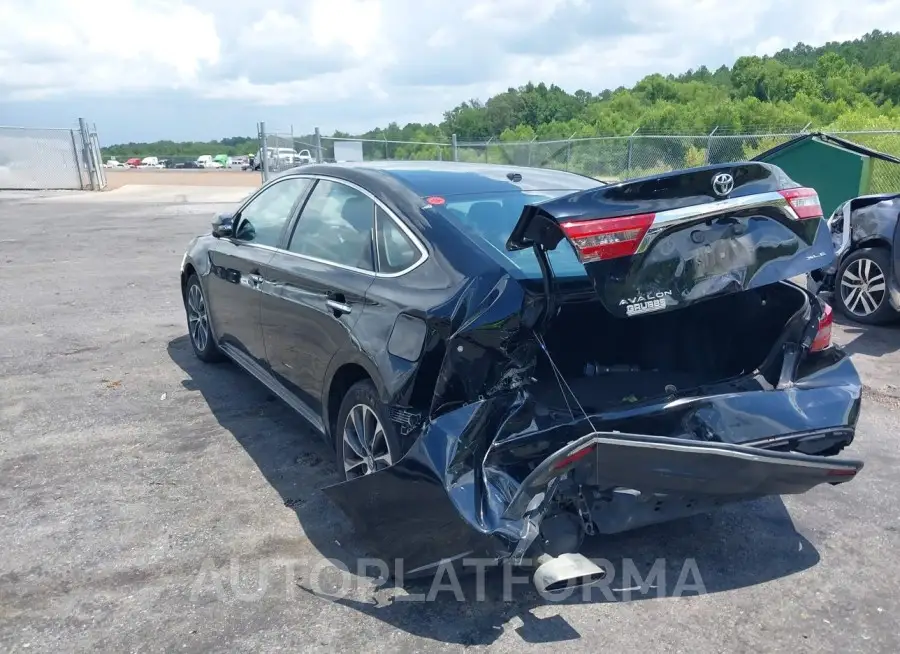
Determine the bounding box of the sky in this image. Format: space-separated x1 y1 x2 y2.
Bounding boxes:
1 0 899 144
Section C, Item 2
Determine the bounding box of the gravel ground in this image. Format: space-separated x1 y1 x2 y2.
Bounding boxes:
1 188 900 653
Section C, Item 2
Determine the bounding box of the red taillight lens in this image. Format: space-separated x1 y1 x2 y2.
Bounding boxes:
779 187 823 220
559 213 655 262
551 444 596 470
810 302 833 352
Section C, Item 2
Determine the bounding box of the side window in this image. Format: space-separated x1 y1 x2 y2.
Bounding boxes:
234 178 311 247
376 207 420 274
287 180 375 271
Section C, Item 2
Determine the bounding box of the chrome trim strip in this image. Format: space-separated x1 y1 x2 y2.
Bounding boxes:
326 299 352 314
635 191 798 254
220 343 326 434
233 173 430 278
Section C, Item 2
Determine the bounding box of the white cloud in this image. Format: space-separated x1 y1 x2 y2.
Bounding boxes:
0 0 898 140
0 0 220 100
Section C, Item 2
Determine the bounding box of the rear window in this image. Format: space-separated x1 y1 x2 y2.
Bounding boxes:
437 190 587 278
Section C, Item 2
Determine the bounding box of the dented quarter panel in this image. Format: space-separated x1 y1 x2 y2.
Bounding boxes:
323 273 863 571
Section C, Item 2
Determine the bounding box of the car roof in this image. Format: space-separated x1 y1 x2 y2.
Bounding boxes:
285 160 602 197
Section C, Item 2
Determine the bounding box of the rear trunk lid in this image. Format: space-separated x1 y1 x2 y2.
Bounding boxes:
507 162 836 318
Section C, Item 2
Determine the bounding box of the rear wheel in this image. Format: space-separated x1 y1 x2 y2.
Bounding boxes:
184 274 225 362
835 247 899 325
335 380 400 481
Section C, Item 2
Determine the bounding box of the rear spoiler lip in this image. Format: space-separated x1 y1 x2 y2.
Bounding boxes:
500 430 863 522
506 189 802 253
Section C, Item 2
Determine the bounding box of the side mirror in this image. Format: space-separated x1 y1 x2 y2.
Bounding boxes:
212 212 235 238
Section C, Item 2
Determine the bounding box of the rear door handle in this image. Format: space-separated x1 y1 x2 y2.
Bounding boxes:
326 299 352 315
247 273 264 287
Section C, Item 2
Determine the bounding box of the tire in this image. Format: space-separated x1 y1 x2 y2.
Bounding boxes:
334 380 401 481
184 274 225 362
834 247 900 325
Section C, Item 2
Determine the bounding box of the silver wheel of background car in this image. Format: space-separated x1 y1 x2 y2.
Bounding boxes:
840 257 886 317
187 284 210 352
342 404 393 478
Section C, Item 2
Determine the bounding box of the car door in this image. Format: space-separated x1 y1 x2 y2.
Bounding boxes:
259 178 378 418
205 176 312 365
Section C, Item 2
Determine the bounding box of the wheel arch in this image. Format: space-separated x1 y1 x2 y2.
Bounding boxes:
323 352 387 441
838 235 892 275
849 235 892 255
180 263 197 299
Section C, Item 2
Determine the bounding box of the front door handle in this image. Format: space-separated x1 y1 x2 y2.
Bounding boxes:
326 299 352 315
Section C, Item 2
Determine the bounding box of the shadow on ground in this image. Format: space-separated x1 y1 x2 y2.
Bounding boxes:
169 335 821 646
834 312 900 359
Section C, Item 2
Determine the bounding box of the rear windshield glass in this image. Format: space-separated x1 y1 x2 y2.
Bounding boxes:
437 190 586 278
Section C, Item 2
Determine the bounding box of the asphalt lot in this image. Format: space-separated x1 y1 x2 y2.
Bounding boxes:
2 186 900 653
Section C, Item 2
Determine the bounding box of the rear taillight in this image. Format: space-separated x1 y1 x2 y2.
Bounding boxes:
551 444 596 470
779 187 823 220
810 302 833 352
559 213 654 262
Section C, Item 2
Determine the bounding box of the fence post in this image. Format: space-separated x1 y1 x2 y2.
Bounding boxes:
78 117 99 190
528 135 537 166
384 135 389 161
451 134 458 162
91 126 107 189
70 129 85 190
627 127 638 177
565 131 577 172
705 126 718 165
314 127 323 163
259 121 269 182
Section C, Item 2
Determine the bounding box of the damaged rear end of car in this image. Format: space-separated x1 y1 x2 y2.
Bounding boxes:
323 162 863 593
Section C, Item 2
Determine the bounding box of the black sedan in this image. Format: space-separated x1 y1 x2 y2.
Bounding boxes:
180 161 863 592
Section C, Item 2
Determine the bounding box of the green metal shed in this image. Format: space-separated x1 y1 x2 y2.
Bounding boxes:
752 132 900 218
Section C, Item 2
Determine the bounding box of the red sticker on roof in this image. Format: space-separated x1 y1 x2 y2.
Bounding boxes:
425 196 446 205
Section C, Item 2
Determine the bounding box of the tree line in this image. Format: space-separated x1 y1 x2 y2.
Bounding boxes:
102 30 900 167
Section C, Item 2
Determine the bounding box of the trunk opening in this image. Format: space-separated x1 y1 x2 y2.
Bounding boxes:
533 282 810 413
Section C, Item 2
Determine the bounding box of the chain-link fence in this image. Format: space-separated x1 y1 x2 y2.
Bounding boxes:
256 124 900 192
0 118 106 191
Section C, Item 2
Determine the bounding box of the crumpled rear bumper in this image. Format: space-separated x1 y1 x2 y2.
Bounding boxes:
323 350 863 575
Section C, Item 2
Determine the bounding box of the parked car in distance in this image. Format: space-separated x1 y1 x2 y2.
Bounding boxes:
808 193 900 324
180 161 862 592
247 148 313 171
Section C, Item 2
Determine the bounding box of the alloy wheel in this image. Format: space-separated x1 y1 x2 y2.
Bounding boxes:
187 283 210 352
840 257 886 317
342 404 393 479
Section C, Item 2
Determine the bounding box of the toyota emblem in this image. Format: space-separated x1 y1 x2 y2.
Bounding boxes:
712 173 734 197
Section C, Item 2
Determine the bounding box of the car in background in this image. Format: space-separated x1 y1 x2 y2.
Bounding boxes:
125 158 141 168
139 156 165 169
247 148 313 171
179 160 862 592
808 193 900 324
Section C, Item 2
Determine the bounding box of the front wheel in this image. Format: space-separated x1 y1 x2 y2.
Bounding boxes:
834 247 900 325
184 274 225 362
335 380 401 481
